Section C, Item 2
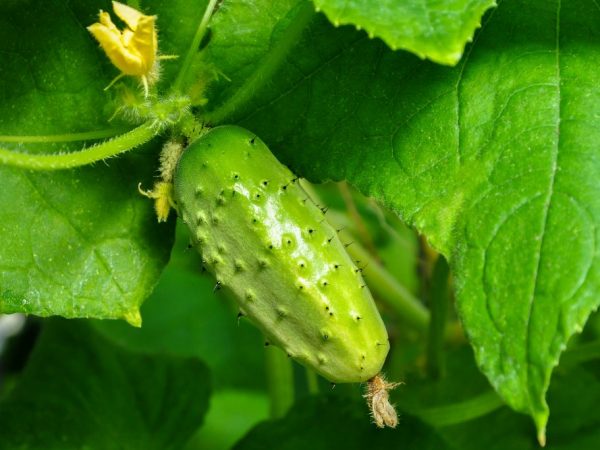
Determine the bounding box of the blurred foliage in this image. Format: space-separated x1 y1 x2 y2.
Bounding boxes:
0 319 210 449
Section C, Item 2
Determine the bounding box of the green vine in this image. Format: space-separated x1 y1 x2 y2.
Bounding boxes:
0 128 126 143
172 0 220 93
409 390 504 427
204 1 315 124
0 121 157 170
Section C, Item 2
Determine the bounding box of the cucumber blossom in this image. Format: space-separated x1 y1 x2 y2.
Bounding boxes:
174 126 389 383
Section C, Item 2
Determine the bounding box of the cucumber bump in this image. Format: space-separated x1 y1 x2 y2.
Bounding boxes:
174 126 389 383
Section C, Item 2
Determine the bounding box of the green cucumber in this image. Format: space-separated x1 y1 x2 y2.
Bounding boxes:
174 126 389 383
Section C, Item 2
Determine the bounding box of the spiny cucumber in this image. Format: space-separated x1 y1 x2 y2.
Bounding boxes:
174 126 389 383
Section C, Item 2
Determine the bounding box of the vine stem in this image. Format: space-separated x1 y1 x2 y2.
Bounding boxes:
172 0 220 92
204 1 315 124
0 128 126 143
560 340 600 367
265 345 295 419
346 231 464 344
409 390 504 426
300 180 435 337
343 237 430 334
0 121 157 170
338 181 379 260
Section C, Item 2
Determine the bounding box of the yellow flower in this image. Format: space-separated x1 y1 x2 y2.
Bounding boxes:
88 1 158 95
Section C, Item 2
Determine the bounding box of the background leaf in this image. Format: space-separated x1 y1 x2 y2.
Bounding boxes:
234 394 452 450
0 319 211 450
204 0 600 436
312 0 496 65
94 223 270 449
433 355 600 449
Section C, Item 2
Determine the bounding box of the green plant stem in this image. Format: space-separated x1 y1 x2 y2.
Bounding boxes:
0 121 157 170
172 0 220 92
338 181 379 260
560 340 600 367
0 128 126 143
305 368 319 395
204 1 315 124
265 345 294 419
300 180 464 342
426 256 450 379
344 239 430 334
410 390 504 427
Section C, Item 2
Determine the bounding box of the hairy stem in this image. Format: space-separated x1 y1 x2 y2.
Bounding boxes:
0 128 126 143
172 0 220 92
265 345 294 419
204 1 315 124
0 121 157 170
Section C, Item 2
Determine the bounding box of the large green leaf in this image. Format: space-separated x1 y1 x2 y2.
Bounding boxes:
312 0 496 65
0 0 189 322
203 0 600 438
0 319 211 449
234 394 452 450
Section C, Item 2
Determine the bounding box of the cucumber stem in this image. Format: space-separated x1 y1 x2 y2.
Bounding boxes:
265 345 295 419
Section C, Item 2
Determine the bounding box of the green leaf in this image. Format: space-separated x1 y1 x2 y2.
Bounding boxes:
0 148 174 324
203 0 600 438
0 0 175 323
93 223 267 391
312 0 496 65
0 319 211 449
233 394 452 450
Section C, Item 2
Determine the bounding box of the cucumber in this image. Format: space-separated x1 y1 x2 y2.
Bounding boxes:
174 126 389 383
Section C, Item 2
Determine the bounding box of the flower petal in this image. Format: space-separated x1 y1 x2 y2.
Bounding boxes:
112 1 146 31
87 22 145 75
